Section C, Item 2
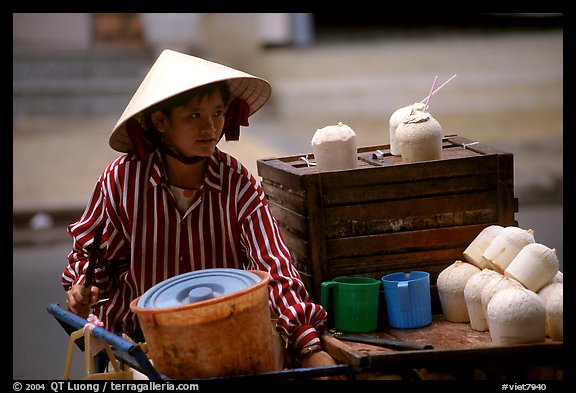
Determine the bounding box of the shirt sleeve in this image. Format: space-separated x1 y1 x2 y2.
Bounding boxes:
241 204 328 354
61 178 107 290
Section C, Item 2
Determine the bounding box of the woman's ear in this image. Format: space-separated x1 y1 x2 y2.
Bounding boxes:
151 111 167 132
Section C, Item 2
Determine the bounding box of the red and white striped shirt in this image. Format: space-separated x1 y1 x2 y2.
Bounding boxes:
62 147 326 352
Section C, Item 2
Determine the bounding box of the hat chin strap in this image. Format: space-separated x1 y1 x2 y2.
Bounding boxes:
159 143 209 165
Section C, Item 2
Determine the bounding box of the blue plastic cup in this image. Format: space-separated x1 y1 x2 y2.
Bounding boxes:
381 271 432 329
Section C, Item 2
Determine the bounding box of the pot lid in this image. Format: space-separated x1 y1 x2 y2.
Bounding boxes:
137 268 262 309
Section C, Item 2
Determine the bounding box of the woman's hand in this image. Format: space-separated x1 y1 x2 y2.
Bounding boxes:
65 284 99 318
300 350 346 380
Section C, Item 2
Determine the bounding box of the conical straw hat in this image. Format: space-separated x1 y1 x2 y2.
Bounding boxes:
109 49 272 153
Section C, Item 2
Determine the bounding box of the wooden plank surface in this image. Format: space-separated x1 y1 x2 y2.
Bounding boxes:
322 173 499 205
321 315 563 371
261 182 306 214
323 192 499 235
325 225 485 257
325 247 466 280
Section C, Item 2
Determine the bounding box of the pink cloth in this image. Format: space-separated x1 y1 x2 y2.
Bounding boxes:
84 314 106 355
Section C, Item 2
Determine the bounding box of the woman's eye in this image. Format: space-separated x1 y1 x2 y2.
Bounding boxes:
214 110 224 117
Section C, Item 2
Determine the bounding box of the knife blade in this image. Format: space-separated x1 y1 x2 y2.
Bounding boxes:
335 333 433 351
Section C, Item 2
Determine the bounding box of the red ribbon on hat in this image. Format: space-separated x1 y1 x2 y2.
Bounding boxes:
223 98 250 141
125 118 151 160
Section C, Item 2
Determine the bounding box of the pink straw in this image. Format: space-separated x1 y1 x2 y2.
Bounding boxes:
422 75 438 112
420 74 457 103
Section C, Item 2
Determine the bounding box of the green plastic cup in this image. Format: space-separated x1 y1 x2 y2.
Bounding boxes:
320 276 381 333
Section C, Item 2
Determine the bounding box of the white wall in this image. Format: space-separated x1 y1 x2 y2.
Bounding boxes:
13 13 92 51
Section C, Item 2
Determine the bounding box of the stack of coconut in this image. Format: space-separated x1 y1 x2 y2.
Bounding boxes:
436 225 563 345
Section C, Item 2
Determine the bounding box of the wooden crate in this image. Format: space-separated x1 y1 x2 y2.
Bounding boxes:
256 135 518 304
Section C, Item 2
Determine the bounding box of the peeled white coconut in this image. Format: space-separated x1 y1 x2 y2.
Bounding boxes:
389 102 426 156
482 226 535 273
537 282 563 338
550 270 563 284
436 260 481 322
538 282 563 304
486 286 546 345
480 274 523 318
544 285 563 341
504 243 559 292
464 269 502 332
463 225 504 269
311 122 358 172
396 111 443 163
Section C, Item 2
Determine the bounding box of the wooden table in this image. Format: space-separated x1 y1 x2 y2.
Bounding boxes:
322 315 563 380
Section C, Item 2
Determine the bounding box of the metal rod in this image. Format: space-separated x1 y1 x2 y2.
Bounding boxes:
47 303 162 380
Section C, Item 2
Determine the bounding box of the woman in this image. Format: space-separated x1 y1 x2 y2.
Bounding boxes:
61 49 338 372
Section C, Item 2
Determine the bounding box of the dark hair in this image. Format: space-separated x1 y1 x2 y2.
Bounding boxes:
142 81 230 145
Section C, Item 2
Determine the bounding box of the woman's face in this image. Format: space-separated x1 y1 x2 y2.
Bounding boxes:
152 90 226 159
